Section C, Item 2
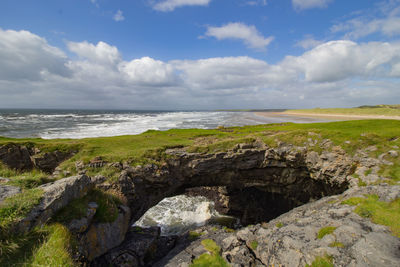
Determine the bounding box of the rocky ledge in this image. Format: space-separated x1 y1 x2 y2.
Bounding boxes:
153 185 400 267
1 141 399 266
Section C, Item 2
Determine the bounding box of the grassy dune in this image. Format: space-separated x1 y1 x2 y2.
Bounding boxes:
285 105 400 117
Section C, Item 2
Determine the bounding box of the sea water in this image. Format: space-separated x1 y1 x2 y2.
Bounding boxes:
0 109 332 139
133 195 234 236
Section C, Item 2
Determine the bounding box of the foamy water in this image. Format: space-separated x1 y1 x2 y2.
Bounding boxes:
0 109 333 139
133 195 231 236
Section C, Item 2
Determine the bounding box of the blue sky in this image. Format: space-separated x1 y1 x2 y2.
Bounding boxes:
0 0 399 109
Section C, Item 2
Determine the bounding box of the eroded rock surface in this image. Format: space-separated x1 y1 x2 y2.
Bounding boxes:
79 205 131 261
16 175 93 232
0 143 33 170
0 184 21 203
157 185 400 267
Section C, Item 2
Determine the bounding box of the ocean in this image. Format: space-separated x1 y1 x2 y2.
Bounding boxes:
0 109 331 139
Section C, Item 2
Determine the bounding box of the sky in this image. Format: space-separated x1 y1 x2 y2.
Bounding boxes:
0 0 399 110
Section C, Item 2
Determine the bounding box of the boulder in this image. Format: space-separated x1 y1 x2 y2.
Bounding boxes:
68 202 98 233
16 175 92 232
80 205 131 261
0 143 33 170
0 184 21 203
32 150 73 173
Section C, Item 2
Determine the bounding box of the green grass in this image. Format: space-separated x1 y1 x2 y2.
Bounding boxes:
305 255 334 267
0 224 76 267
190 239 229 267
53 189 122 224
364 169 372 176
342 195 400 237
29 224 76 266
250 240 258 250
1 120 400 182
329 241 344 248
317 226 337 239
276 222 284 228
188 231 203 240
0 189 43 231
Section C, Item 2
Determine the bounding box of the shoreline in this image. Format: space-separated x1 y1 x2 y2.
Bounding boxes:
254 111 400 121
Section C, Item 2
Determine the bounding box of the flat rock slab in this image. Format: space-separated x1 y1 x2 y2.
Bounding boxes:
16 175 93 232
0 184 21 203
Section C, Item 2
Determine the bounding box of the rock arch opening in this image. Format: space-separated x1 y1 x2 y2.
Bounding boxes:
123 145 351 229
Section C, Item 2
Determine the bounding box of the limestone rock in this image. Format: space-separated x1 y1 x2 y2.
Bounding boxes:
80 205 131 261
0 143 33 170
0 184 21 203
93 226 175 266
155 185 400 267
32 150 73 173
68 202 98 233
17 175 92 232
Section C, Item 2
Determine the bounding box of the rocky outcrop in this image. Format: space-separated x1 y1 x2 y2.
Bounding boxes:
0 143 33 170
157 185 400 267
93 226 177 267
79 205 131 261
32 150 73 173
16 175 92 232
0 143 74 173
118 144 353 224
0 184 21 203
2 140 398 266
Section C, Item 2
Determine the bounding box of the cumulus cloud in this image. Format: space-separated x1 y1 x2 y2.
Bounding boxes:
152 0 212 12
0 28 70 81
119 57 178 86
113 10 125 22
0 29 400 109
67 41 121 65
292 0 333 11
286 40 400 82
205 23 274 50
295 35 324 49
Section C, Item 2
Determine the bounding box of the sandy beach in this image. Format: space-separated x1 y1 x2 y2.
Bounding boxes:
254 111 400 121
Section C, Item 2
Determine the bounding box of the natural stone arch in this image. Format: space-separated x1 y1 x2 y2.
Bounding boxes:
117 143 352 225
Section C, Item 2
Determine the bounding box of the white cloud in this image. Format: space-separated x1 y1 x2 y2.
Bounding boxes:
331 0 400 39
0 29 400 109
286 40 400 82
292 0 333 11
205 22 274 50
295 35 323 49
67 41 121 65
245 0 267 6
119 57 177 86
0 28 70 81
113 10 125 22
332 16 400 39
152 0 212 12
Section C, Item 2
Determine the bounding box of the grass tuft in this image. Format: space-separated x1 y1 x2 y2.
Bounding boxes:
329 241 344 248
317 226 337 239
53 189 122 224
190 239 229 267
342 194 400 237
305 254 334 267
250 240 258 250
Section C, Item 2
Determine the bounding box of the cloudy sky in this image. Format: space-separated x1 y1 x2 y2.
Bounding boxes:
0 0 399 109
